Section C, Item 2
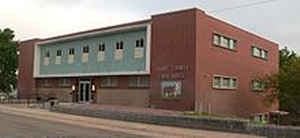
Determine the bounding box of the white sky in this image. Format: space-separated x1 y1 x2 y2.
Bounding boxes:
0 0 299 53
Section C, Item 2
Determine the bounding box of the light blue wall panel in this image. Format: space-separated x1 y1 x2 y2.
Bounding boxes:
39 28 147 76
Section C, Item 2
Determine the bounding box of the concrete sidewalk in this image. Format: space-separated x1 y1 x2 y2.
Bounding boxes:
0 104 262 138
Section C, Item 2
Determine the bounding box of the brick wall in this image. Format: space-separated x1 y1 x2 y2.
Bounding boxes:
97 89 149 107
18 39 40 99
36 88 72 102
195 9 279 117
150 9 197 111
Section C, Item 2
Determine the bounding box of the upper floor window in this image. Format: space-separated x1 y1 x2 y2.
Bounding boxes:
98 43 106 62
44 51 50 66
252 47 268 59
45 51 50 58
213 34 237 50
129 76 150 88
252 80 265 92
69 48 75 55
100 77 118 88
116 41 124 50
83 46 89 53
56 50 62 57
213 75 237 89
115 41 124 60
55 50 62 64
135 38 144 58
99 43 105 52
82 46 89 63
68 48 75 64
136 38 144 48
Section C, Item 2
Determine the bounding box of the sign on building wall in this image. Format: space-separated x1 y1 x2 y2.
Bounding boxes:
161 81 182 98
156 64 189 98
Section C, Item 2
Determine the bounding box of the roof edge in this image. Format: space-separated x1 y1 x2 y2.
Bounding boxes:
41 19 151 42
152 7 205 17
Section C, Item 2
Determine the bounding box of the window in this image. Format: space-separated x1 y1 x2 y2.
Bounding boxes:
55 50 62 65
82 46 89 63
221 37 229 47
44 51 50 66
60 78 71 87
115 41 124 60
213 34 220 45
68 48 75 64
136 38 144 48
213 75 237 89
41 79 50 87
69 48 75 55
83 46 89 53
161 81 182 98
213 33 236 50
129 76 150 88
98 43 106 62
100 77 118 88
252 80 265 91
135 38 144 58
252 47 268 59
45 51 50 58
56 50 62 57
116 41 124 50
99 43 105 51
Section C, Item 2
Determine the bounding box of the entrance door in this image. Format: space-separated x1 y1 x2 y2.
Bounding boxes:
78 80 91 103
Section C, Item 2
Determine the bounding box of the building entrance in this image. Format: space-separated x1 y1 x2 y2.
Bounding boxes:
78 80 91 103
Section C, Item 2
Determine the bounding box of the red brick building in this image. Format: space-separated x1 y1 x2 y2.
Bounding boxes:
18 8 279 117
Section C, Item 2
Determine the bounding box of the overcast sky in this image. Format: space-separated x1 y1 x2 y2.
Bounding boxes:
1 0 299 53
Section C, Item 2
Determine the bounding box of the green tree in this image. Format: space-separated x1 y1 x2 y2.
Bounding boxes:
0 28 18 98
263 47 300 116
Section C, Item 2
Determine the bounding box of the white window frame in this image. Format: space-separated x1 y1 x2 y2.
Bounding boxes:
252 80 265 92
213 33 237 50
252 46 268 59
135 38 145 58
213 75 238 90
68 48 75 64
98 43 106 62
55 50 62 65
115 41 124 60
82 46 89 63
43 51 50 66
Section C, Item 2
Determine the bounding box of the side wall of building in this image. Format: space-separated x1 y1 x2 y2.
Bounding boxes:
18 39 40 99
150 9 197 111
195 10 279 117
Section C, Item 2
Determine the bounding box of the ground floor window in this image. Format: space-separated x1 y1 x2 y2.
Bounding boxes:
129 76 150 88
39 79 51 87
161 81 182 98
100 77 118 88
59 78 71 87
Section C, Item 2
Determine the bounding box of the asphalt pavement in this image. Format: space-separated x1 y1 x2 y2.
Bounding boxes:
0 110 148 138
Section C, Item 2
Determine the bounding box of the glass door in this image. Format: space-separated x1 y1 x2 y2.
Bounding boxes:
78 80 91 103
